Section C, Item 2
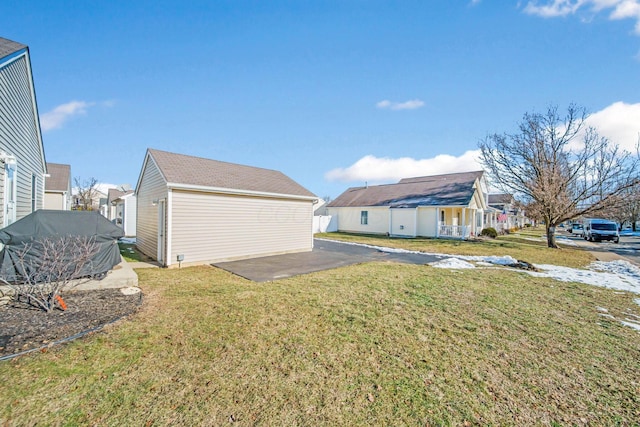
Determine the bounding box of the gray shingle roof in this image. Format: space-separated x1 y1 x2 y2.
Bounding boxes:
0 37 27 60
147 148 316 198
44 163 71 192
328 171 484 208
488 193 514 205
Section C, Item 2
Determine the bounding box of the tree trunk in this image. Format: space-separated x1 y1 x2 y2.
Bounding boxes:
546 224 558 248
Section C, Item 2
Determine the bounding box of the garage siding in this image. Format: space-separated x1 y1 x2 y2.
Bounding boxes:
170 190 313 264
135 159 167 260
416 207 437 237
327 206 389 235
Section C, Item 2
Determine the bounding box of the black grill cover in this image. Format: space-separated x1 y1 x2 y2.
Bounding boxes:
0 210 125 283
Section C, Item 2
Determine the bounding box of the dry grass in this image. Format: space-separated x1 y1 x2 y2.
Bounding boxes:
316 228 594 268
1 261 639 425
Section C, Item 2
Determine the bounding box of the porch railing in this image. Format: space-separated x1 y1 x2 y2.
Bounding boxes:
438 225 470 239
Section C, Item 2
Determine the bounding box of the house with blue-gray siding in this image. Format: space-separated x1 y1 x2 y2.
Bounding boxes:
0 37 47 227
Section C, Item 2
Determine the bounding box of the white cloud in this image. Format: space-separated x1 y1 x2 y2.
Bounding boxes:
376 99 425 111
325 150 483 183
523 0 640 34
586 101 640 150
40 100 94 132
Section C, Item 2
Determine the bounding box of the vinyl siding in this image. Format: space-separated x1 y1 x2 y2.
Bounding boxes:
327 206 390 235
44 192 65 210
170 190 313 264
136 158 167 259
417 207 437 237
390 208 416 237
0 53 45 225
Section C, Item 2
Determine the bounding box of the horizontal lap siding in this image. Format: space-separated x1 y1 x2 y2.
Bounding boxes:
417 207 437 237
327 207 389 234
44 193 64 210
171 190 313 263
136 159 167 259
0 55 45 223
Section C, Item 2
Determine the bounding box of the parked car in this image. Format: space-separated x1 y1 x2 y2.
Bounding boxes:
583 218 619 243
569 223 583 236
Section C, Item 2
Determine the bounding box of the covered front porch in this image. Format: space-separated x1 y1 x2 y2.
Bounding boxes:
436 207 483 240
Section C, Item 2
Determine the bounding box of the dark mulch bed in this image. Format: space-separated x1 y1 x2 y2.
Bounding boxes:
0 289 142 358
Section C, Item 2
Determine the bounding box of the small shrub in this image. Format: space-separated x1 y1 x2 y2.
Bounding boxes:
481 227 498 239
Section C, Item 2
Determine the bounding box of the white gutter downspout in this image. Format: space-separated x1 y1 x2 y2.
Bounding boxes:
166 189 173 267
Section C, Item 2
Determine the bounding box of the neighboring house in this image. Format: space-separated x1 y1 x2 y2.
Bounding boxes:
113 190 136 237
72 188 106 211
327 171 488 239
105 188 125 221
0 37 47 227
44 163 71 210
486 193 527 232
135 148 317 267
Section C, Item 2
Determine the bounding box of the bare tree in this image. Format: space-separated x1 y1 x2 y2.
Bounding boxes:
606 184 640 231
1 235 99 312
479 104 638 248
74 177 99 210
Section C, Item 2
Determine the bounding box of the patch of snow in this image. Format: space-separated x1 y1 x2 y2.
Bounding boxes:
635 299 640 307
120 287 141 295
599 313 615 319
590 260 640 280
119 237 137 244
596 306 609 313
318 238 640 293
529 261 640 294
620 320 640 332
475 261 495 267
430 258 476 269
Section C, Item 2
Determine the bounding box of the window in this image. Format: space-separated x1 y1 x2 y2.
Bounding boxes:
360 210 368 225
31 173 36 212
440 210 445 222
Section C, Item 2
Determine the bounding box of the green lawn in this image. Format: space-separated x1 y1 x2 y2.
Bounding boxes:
1 257 639 425
118 243 149 263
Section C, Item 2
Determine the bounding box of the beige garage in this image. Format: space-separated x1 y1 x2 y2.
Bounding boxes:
135 148 317 267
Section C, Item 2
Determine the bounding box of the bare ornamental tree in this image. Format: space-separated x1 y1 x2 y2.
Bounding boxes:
479 104 638 248
74 177 99 211
0 235 100 312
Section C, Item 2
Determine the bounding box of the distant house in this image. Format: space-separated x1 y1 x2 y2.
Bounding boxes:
0 37 47 226
327 171 488 239
104 188 125 221
44 163 71 210
73 188 106 212
135 148 317 267
486 193 527 232
113 190 136 237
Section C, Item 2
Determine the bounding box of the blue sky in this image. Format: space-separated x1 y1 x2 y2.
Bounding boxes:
2 0 639 198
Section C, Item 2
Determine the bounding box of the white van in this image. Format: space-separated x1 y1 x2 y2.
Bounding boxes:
583 218 619 243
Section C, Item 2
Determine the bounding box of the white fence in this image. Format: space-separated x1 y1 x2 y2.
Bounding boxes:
313 215 337 233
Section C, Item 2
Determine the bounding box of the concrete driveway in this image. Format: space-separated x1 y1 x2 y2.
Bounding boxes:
212 238 441 282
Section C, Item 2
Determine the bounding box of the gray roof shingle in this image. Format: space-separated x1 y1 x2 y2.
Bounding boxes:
147 148 316 198
0 37 27 60
328 171 484 208
488 193 514 205
44 163 71 192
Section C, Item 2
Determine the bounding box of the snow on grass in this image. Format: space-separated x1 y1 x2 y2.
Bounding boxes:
119 237 137 244
430 258 476 269
529 261 640 294
318 238 640 294
620 320 640 332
